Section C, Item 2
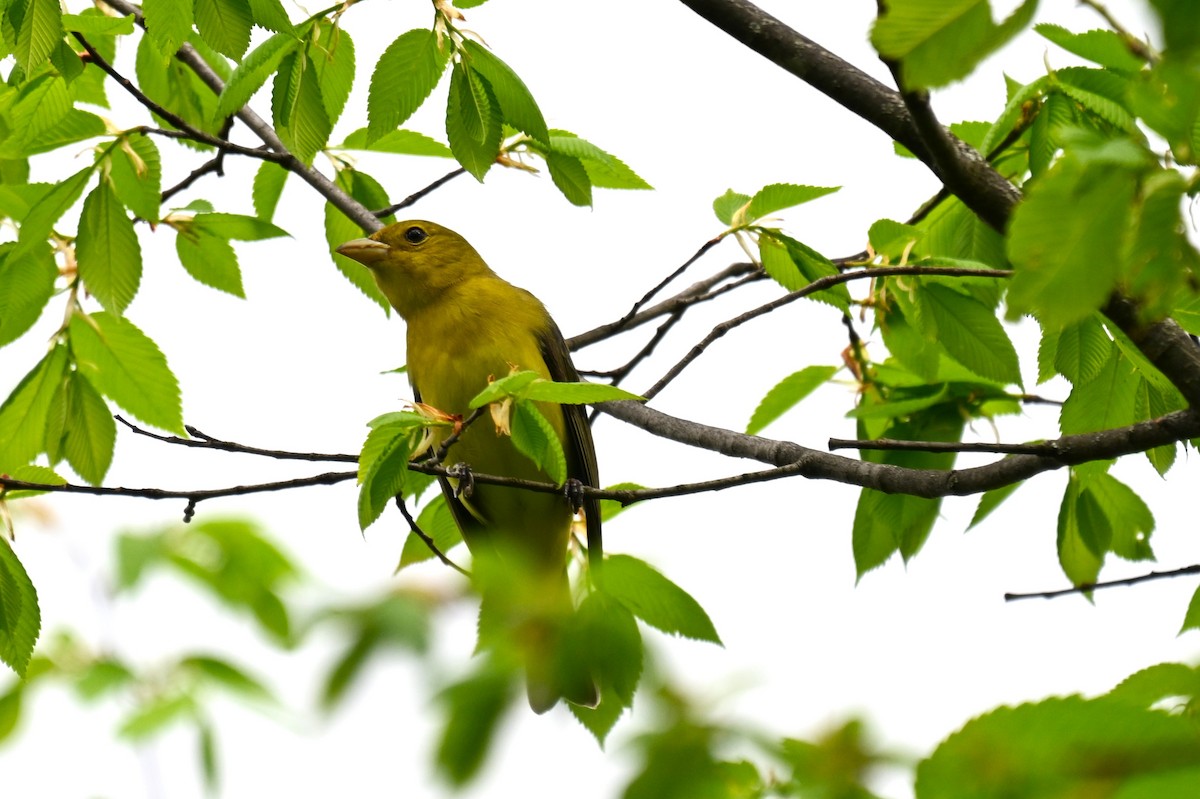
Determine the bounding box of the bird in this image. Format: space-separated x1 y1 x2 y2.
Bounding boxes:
337 220 601 712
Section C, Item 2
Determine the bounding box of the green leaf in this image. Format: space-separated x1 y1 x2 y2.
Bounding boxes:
917 283 1021 385
13 0 63 74
143 0 194 60
6 75 71 157
216 29 302 120
602 554 721 644
175 224 244 297
1007 155 1138 329
118 693 197 740
713 189 751 226
511 401 567 486
1059 349 1137 435
0 537 40 677
108 134 163 223
1034 24 1146 71
545 131 651 190
518 380 644 405
446 62 502 181
872 0 1039 89
190 212 288 241
68 311 185 435
194 0 252 59
1085 473 1154 562
325 168 392 311
569 592 642 742
435 660 514 786
967 480 1021 530
248 0 291 31
469 370 541 408
14 167 92 264
1182 587 1200 634
462 40 548 144
758 231 850 311
1054 67 1137 132
1108 663 1200 707
1056 475 1104 587
0 242 55 348
335 127 453 157
1053 315 1110 384
271 52 332 165
545 151 592 207
309 20 354 128
181 655 274 701
357 422 421 530
76 180 143 315
0 346 69 472
598 481 646 523
62 12 135 36
43 371 115 485
0 465 66 499
252 160 288 222
853 489 942 576
398 495 464 569
745 183 839 223
869 218 923 260
367 28 448 143
746 365 838 435
4 109 106 160
916 696 1200 798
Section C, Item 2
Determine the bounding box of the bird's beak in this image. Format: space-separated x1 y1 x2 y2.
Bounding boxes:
336 238 390 266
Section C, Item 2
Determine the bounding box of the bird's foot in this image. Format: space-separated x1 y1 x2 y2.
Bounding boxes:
447 462 475 500
563 478 586 514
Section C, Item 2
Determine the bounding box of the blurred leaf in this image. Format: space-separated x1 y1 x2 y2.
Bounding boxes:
435 659 515 786
1034 23 1146 71
398 495 464 569
118 692 196 740
569 592 642 743
603 555 720 644
181 655 274 702
74 658 135 700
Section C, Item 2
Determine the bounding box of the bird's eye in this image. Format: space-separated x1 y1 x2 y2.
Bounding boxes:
404 226 427 244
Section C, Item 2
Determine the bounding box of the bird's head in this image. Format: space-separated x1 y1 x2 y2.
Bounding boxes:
336 220 491 318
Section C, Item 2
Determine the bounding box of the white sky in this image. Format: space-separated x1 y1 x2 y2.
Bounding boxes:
3 2 1194 798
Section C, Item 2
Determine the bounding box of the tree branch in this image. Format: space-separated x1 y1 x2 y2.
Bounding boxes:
828 437 1061 456
1004 564 1200 601
116 416 358 463
642 264 1011 400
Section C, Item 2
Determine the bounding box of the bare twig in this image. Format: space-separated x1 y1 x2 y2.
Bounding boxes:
394 495 469 576
116 416 358 463
377 168 468 217
642 264 1012 400
829 437 1060 456
0 472 357 502
1004 564 1200 601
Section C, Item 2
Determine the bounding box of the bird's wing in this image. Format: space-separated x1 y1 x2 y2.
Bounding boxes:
537 318 603 568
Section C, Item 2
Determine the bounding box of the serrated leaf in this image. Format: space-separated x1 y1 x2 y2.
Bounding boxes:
761 231 851 311
1007 156 1137 329
1059 349 1137 435
872 0 1038 89
713 189 751 226
248 0 291 32
1054 316 1110 384
1086 473 1154 562
68 311 185 435
43 371 115 485
1057 476 1104 587
62 12 135 36
252 160 288 222
869 218 923 260
569 592 641 742
1034 23 1145 71
7 75 71 155
76 180 143 315
336 127 452 157
746 365 838 435
0 242 55 348
446 62 502 181
216 29 302 119
14 0 63 74
191 212 288 241
176 224 244 297
745 183 838 222
135 33 223 141
1055 67 1137 132
108 134 163 222
5 110 106 160
469 370 542 407
0 346 69 472
357 423 420 530
511 401 567 486
602 554 720 644
918 283 1021 385
546 131 651 189
325 168 391 310
271 52 331 164
967 480 1021 530
545 151 592 207
462 40 548 144
309 20 354 128
367 28 448 142
519 380 643 405
0 538 39 677
143 0 194 61
854 488 942 576
194 0 252 59
13 166 91 264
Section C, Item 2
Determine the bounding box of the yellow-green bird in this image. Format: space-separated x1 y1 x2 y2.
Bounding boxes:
337 220 601 712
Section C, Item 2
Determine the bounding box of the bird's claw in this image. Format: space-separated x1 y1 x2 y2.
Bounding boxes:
564 478 586 514
448 462 475 500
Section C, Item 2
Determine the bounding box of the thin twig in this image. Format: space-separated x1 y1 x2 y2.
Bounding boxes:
116 416 358 463
1004 564 1200 601
642 264 1012 400
394 495 469 576
377 168 468 217
428 407 487 465
0 472 357 502
828 437 1060 456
